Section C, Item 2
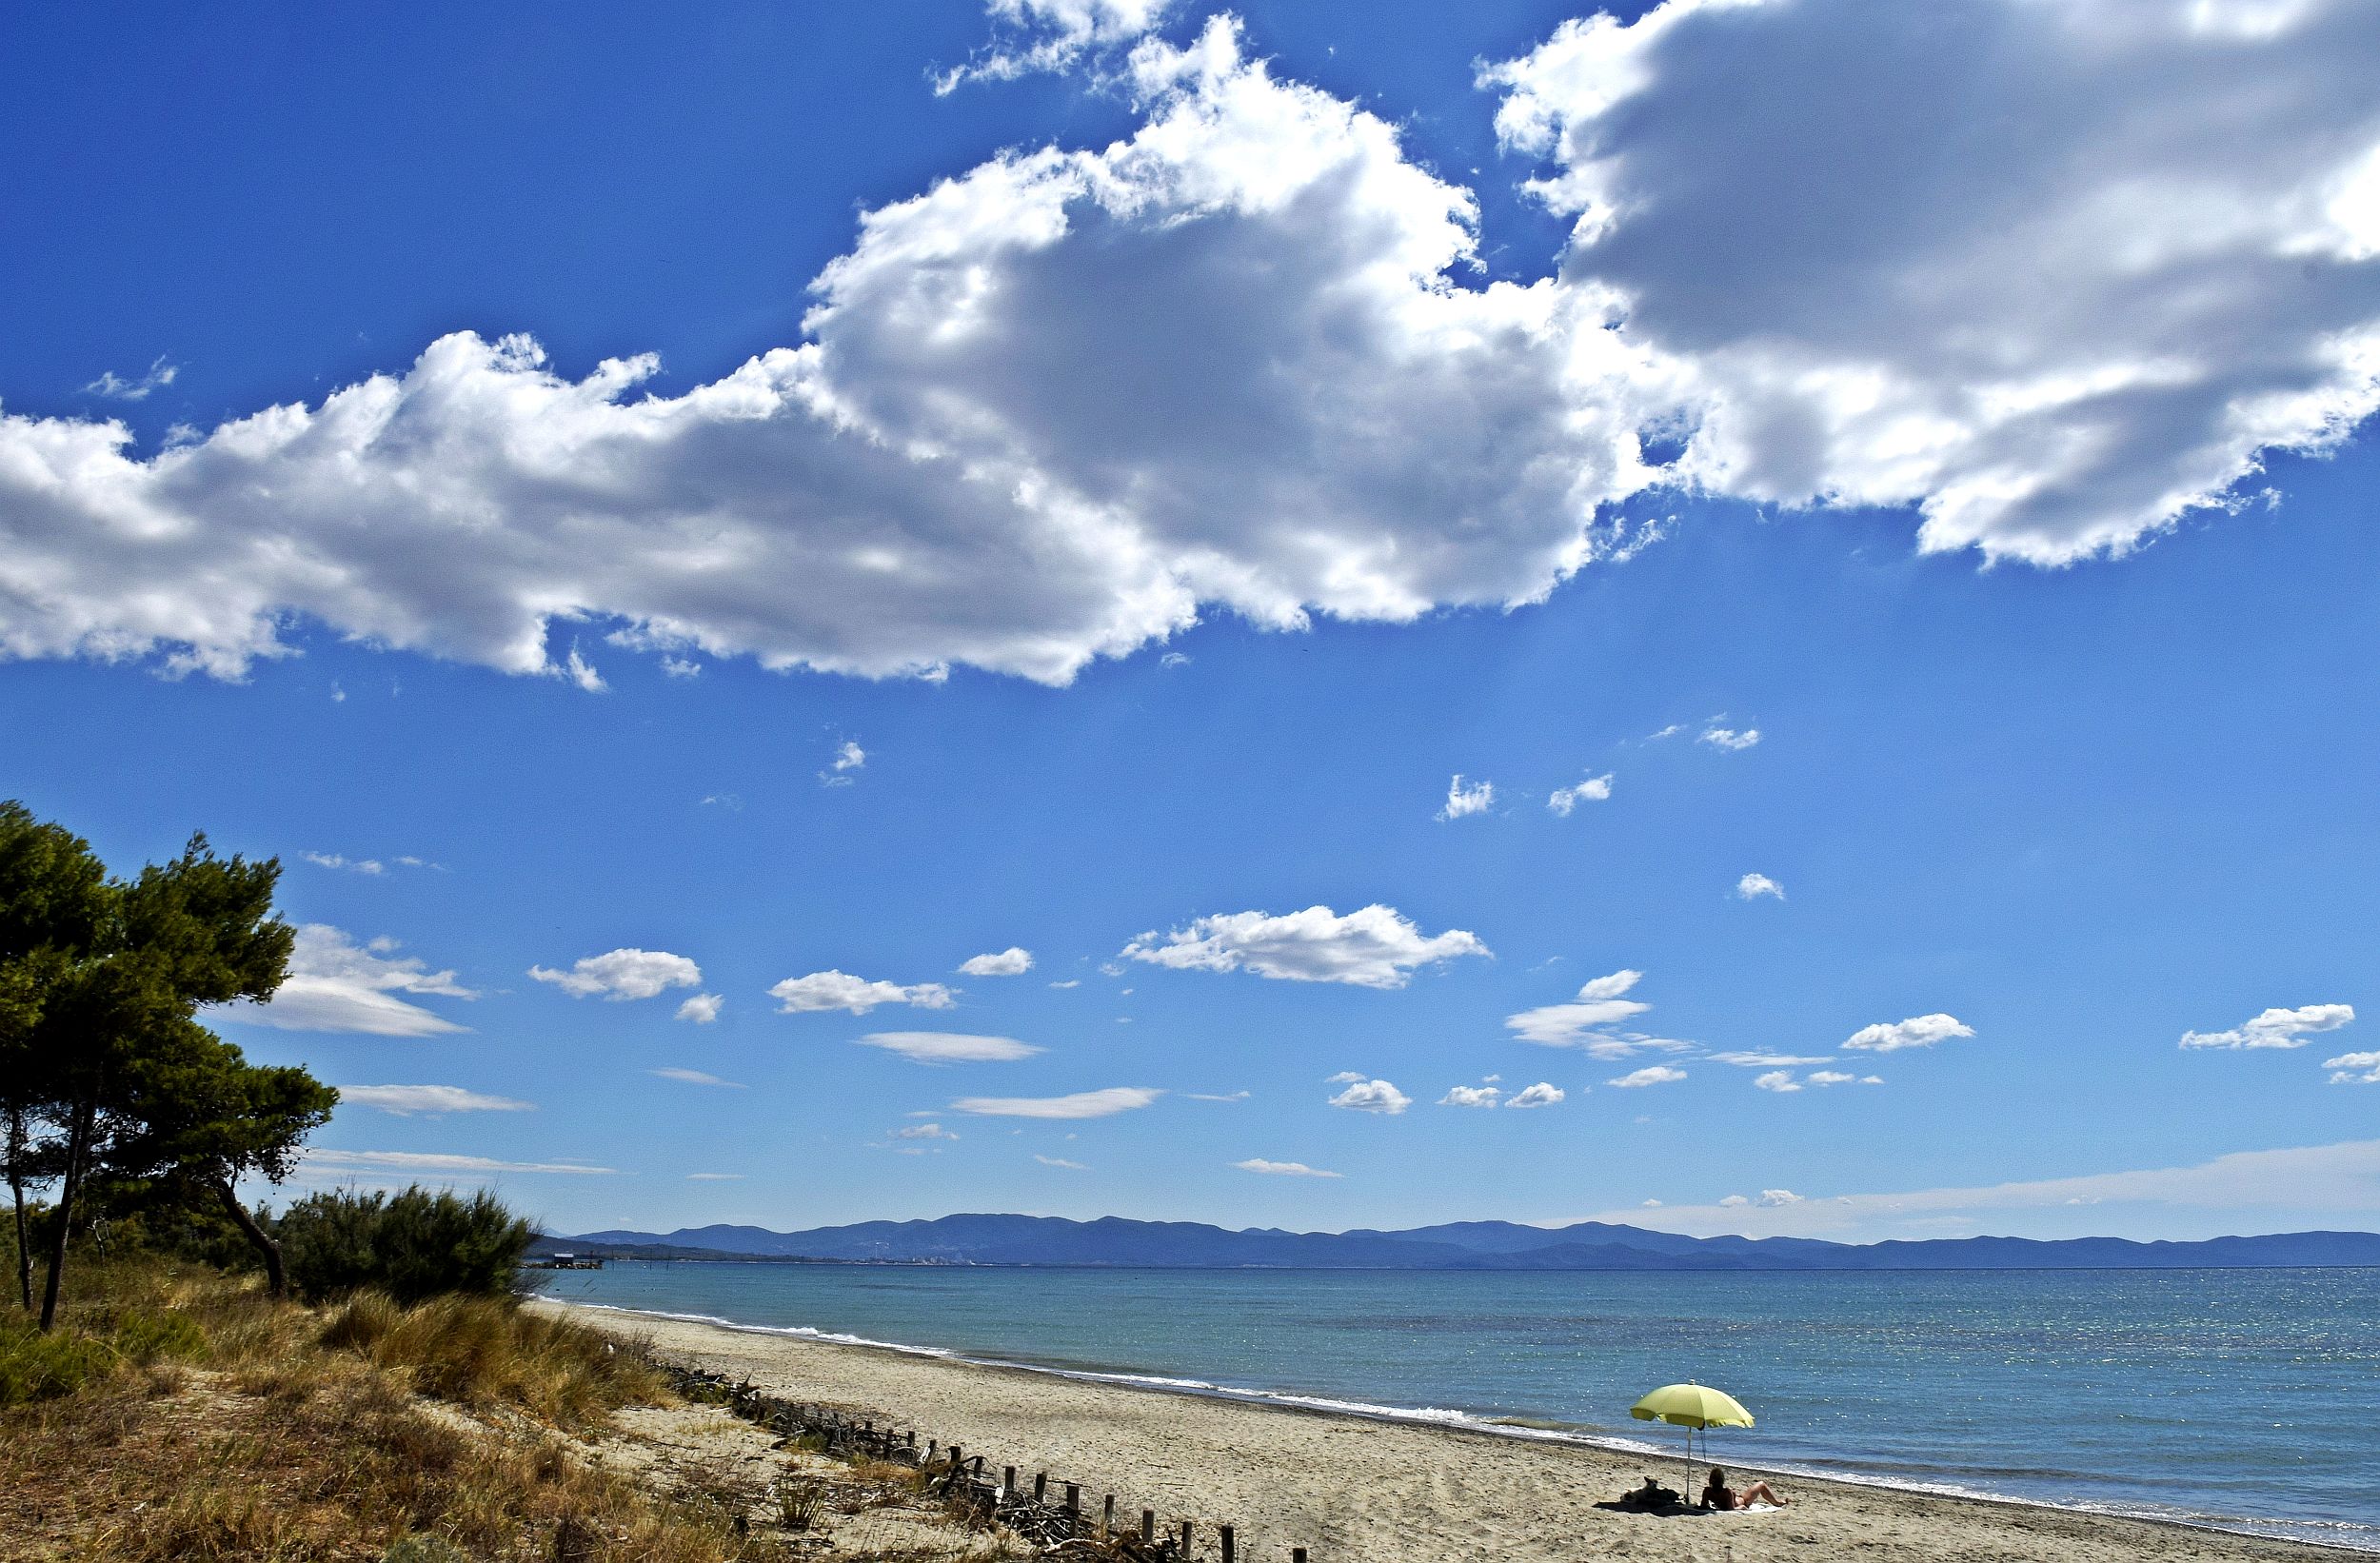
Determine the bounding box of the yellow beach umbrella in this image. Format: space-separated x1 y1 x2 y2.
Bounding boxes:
1631 1383 1754 1495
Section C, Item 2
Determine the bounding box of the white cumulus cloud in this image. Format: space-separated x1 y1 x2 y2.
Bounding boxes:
1698 725 1760 752
6 6 2374 691
1327 1078 1412 1115
937 0 1174 92
1488 0 2380 565
1505 1081 1566 1109
959 946 1035 977
1843 1013 1974 1053
2326 1051 2380 1084
1547 773 1614 816
1735 873 1784 900
1438 774 1496 821
1753 1070 1802 1093
2180 1002 2353 1050
676 993 724 1024
1609 1065 1687 1088
769 970 957 1015
529 947 703 1001
1438 1084 1502 1108
1123 903 1486 989
855 1031 1043 1064
228 924 474 1037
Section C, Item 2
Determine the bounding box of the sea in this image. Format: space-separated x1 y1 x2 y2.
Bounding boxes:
532 1261 2380 1551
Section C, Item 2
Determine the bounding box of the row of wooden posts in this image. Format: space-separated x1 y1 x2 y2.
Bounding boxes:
661 1362 1313 1560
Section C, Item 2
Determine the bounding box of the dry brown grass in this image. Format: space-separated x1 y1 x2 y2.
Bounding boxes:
0 1263 773 1562
318 1289 664 1430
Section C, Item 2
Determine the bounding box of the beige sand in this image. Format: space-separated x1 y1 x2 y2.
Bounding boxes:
541 1300 2348 1563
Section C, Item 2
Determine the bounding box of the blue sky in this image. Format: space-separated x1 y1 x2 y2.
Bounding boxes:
4 0 2375 1242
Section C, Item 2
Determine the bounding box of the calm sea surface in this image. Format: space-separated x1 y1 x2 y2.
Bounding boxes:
535 1262 2379 1549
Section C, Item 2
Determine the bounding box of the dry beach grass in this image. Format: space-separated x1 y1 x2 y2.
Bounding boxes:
0 1261 1018 1561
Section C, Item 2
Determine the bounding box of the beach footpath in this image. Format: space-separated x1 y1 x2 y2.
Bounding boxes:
543 1300 2358 1563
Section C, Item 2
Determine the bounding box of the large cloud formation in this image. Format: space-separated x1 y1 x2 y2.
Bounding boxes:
4 2 2375 687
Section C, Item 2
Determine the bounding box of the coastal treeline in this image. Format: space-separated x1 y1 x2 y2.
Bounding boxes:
0 800 332 1327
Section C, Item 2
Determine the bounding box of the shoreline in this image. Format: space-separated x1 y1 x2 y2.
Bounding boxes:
540 1297 2364 1561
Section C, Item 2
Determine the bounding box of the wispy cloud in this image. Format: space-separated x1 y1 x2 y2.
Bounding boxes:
1234 1158 1342 1178
820 739 867 786
857 1031 1042 1064
675 993 724 1024
337 1085 533 1116
227 924 474 1038
1608 1065 1687 1088
1585 1140 2380 1239
299 1149 615 1177
649 1067 745 1088
81 355 177 401
1035 1155 1089 1170
1699 724 1760 751
1186 1090 1250 1102
1506 969 1663 1054
949 1087 1162 1119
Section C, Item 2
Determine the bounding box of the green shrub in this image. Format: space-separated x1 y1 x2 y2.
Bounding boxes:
280 1186 536 1305
0 1313 116 1405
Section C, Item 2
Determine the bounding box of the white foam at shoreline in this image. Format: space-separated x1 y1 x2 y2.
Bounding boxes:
549 1298 2377 1553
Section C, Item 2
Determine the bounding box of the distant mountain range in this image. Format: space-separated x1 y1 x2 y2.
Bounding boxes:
542 1213 2380 1270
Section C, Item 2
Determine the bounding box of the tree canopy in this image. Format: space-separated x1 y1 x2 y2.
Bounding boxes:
0 801 330 1325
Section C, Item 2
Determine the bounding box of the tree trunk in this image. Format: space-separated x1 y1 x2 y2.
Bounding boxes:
6 1105 30 1312
212 1178 286 1299
9 1171 28 1313
36 1100 88 1331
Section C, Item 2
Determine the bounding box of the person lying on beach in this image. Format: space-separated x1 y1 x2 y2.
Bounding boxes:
1702 1466 1789 1510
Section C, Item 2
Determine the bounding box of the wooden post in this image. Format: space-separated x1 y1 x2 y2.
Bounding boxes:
1180 1521 1194 1554
1141 1509 1156 1542
1102 1494 1115 1538
948 1445 962 1472
1065 1482 1080 1516
1294 1550 1309 1563
1035 1473 1047 1504
1220 1524 1235 1562
1004 1466 1017 1494
972 1456 985 1479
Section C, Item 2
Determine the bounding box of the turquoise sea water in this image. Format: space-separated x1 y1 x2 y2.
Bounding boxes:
535 1262 2379 1549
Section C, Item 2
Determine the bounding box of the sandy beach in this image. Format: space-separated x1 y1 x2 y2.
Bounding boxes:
542 1300 2350 1563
